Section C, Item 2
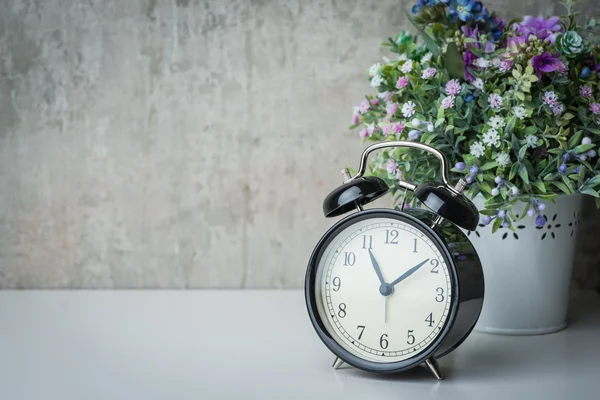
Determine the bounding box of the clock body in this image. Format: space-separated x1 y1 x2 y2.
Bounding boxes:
305 208 484 373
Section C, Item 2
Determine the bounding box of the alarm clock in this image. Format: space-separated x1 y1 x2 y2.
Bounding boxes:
305 141 484 380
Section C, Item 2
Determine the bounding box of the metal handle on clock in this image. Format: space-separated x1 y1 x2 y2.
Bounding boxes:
347 141 462 194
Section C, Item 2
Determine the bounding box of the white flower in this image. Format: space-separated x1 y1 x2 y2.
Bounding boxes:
398 53 408 61
491 58 503 68
401 101 416 118
470 141 485 158
377 91 391 100
422 52 433 63
513 106 527 120
526 134 538 148
496 152 511 167
401 60 414 73
370 75 383 87
382 56 391 63
488 115 506 129
482 128 500 147
473 78 484 91
369 63 382 77
474 58 490 69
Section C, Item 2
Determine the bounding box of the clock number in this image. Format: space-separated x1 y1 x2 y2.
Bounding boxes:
385 229 399 244
362 235 372 249
425 313 435 327
407 330 415 345
338 303 347 318
332 277 341 292
430 259 440 274
356 325 365 340
379 334 388 349
413 238 418 253
435 287 445 303
343 252 355 266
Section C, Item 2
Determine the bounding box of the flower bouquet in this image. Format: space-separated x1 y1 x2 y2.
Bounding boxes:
351 0 600 233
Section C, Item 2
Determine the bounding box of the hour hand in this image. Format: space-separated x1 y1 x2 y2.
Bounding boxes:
390 258 430 287
368 249 386 285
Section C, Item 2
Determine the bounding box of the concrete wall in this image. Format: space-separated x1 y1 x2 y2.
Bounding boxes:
1 0 599 289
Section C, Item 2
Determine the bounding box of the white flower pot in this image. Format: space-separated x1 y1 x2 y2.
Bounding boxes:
469 194 583 335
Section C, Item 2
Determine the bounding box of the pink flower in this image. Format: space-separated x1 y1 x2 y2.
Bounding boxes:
441 95 455 109
489 93 503 109
382 123 393 136
386 102 399 116
445 79 461 96
422 68 437 79
556 62 568 74
367 123 376 135
499 59 513 72
371 98 379 105
393 122 405 134
352 110 360 124
359 128 368 139
359 100 370 114
552 103 564 116
543 91 558 106
591 103 600 115
386 160 398 174
396 76 409 89
581 86 593 99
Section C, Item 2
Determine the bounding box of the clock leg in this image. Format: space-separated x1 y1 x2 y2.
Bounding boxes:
425 357 443 380
332 356 345 370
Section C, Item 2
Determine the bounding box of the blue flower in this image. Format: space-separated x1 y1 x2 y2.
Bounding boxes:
412 0 427 13
465 93 474 102
449 0 475 22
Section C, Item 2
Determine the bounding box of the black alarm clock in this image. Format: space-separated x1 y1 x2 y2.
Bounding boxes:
305 141 484 380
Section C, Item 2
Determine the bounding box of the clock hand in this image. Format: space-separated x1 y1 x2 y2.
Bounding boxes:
368 249 386 285
390 258 430 287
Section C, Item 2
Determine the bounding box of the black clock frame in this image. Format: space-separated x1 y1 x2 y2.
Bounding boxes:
305 208 484 374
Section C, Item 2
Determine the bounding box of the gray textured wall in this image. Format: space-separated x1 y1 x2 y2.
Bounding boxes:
1 0 599 289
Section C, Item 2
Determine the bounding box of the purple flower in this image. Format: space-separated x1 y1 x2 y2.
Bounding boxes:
591 103 600 115
582 137 592 145
469 165 479 175
359 100 370 114
491 187 499 196
559 163 567 173
527 207 535 217
422 67 437 79
499 59 513 72
441 95 455 109
531 52 563 78
408 130 420 140
562 152 570 161
386 159 398 174
396 76 409 89
535 215 545 227
352 110 360 124
507 35 527 54
489 93 503 109
359 128 369 139
393 122 405 134
581 86 593 99
386 102 399 116
494 176 503 184
465 175 474 184
371 98 379 106
538 203 546 211
455 162 466 171
445 79 462 95
497 210 506 218
463 49 477 81
516 15 563 44
481 215 492 225
502 221 510 228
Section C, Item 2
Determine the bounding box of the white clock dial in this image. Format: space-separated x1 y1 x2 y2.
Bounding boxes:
315 216 452 363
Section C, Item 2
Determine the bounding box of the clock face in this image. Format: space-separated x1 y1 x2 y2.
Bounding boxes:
312 214 453 364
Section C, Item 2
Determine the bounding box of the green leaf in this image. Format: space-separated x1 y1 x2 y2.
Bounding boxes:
573 143 595 153
580 188 600 198
445 42 465 80
491 217 502 233
480 161 499 171
533 180 547 193
402 8 442 57
524 126 537 135
563 112 576 120
479 181 493 195
585 175 600 188
509 163 520 180
568 130 583 148
518 144 528 160
552 181 571 195
518 165 529 184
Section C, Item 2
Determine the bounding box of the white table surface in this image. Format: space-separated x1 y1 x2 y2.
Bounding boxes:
0 290 598 400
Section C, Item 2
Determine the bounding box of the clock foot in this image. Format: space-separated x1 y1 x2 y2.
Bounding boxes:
332 356 345 370
425 357 443 380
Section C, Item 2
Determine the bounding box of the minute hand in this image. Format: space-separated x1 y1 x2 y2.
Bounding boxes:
390 258 430 287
